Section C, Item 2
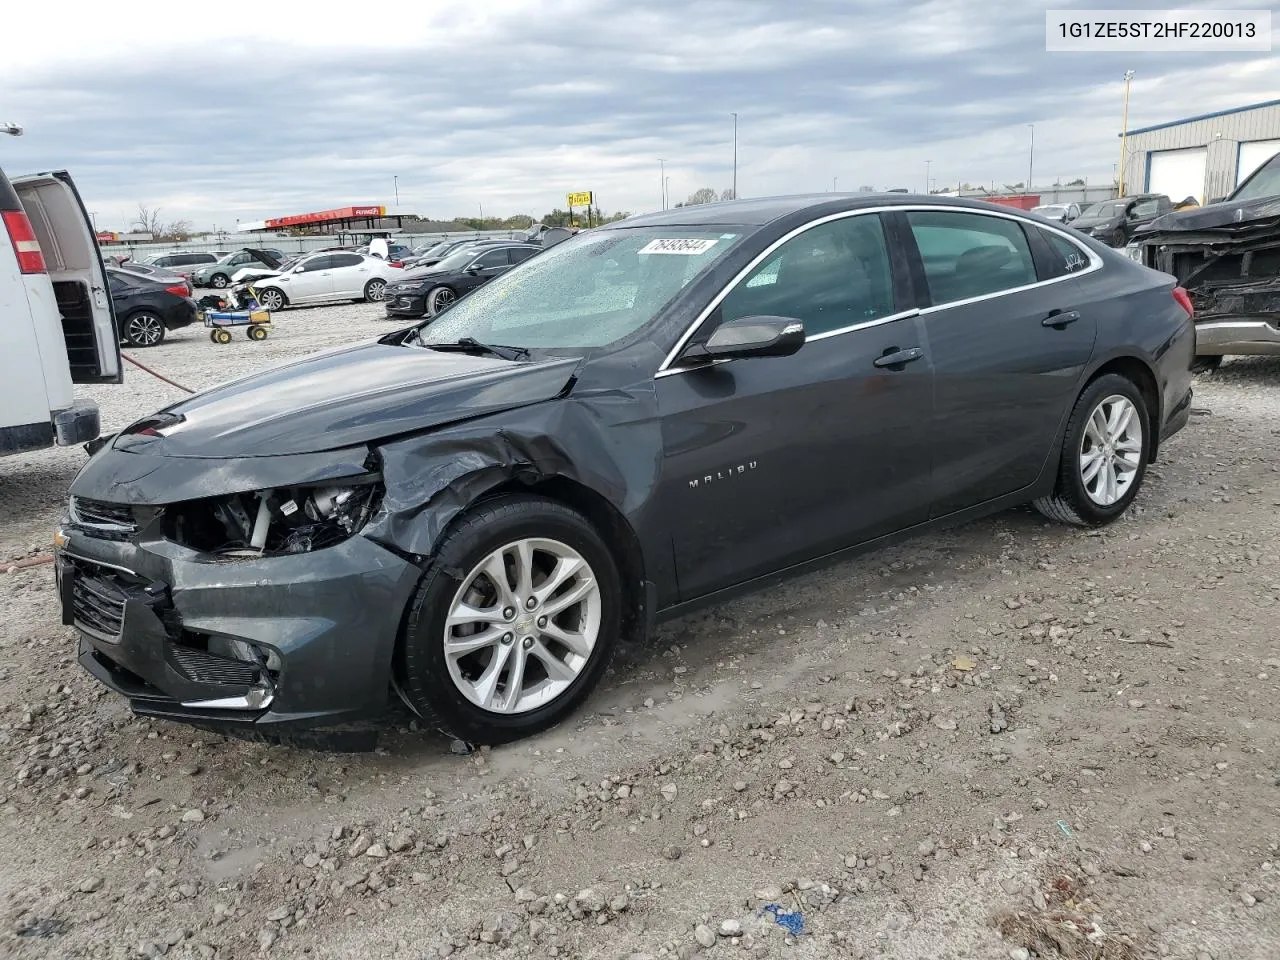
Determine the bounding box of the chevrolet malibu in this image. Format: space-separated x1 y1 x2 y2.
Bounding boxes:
56 194 1195 745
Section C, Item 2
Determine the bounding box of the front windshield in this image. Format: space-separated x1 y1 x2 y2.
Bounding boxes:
1082 201 1125 218
418 227 746 350
1231 153 1280 202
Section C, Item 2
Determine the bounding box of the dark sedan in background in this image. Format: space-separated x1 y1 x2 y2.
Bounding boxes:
107 267 198 346
1070 194 1172 247
59 194 1193 747
384 242 539 318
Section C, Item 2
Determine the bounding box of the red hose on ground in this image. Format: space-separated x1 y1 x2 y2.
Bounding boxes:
121 352 195 394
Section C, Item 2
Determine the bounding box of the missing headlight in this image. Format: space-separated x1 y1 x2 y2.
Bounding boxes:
164 478 382 559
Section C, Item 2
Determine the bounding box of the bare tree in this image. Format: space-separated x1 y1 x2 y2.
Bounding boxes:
131 204 163 235
719 188 736 201
165 219 193 241
685 187 719 205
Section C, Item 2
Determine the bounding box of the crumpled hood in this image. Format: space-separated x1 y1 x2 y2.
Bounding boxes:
1135 195 1280 235
109 341 581 458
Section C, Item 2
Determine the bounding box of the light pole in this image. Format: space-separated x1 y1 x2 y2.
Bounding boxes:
659 159 668 209
731 112 738 199
1027 124 1035 193
393 176 399 210
833 176 838 192
1118 69 1135 194
924 160 932 195
665 176 671 208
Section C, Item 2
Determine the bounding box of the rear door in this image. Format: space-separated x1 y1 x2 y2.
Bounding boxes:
326 253 371 297
900 208 1098 516
12 172 120 383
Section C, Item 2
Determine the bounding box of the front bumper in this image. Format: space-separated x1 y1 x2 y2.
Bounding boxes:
384 291 428 319
56 529 421 731
1194 318 1280 356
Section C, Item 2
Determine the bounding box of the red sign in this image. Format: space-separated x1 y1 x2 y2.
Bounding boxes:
95 231 118 243
263 205 387 229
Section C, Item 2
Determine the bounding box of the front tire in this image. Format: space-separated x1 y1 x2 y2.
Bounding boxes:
123 312 166 347
258 287 286 311
364 279 387 302
1034 373 1150 527
210 274 230 288
395 495 622 744
426 286 456 317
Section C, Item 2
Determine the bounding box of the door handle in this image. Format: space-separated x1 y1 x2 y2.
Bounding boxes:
1042 310 1081 328
873 347 923 369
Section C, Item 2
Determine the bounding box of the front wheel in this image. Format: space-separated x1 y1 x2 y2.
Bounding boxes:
123 312 166 347
426 286 456 317
395 495 622 744
210 274 230 289
1033 373 1150 527
364 279 387 302
258 287 286 311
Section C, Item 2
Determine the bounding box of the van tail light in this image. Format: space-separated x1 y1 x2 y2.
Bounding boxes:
1172 286 1194 319
164 283 190 297
2 210 48 274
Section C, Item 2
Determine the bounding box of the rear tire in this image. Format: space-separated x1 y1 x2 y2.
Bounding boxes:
1033 373 1150 527
213 328 232 344
395 495 622 744
364 279 387 302
248 325 268 341
123 312 166 347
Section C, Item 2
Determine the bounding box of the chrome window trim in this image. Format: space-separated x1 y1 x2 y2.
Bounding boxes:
655 204 1105 376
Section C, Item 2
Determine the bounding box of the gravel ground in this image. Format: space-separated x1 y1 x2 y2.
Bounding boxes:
2 301 1279 960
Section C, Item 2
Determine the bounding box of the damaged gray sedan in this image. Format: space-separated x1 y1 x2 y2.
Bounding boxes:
56 194 1195 745
1126 150 1280 370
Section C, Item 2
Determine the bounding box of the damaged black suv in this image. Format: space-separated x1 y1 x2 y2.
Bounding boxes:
56 194 1194 745
1126 150 1280 370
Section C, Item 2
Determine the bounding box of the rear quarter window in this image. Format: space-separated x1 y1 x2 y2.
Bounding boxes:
1039 229 1092 279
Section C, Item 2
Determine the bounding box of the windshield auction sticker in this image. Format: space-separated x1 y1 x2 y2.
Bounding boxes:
639 238 719 255
1046 9 1270 50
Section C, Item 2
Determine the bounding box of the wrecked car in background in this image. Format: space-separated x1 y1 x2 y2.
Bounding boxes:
54 195 1194 747
1126 151 1280 371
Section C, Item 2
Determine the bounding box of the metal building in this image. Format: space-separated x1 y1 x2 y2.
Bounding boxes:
1120 98 1280 206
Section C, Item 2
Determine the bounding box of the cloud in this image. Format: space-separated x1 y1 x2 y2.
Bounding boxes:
2 0 1278 229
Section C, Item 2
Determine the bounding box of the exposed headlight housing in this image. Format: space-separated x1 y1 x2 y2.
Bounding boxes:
163 477 382 560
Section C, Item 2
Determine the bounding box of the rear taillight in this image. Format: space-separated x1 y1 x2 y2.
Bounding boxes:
2 209 48 274
1173 286 1194 319
164 283 189 297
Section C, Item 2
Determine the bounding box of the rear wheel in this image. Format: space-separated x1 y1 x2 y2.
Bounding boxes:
1033 373 1150 527
248 325 268 341
210 274 230 288
213 328 232 344
364 279 387 302
426 286 456 317
123 312 165 347
258 287 286 311
395 495 621 744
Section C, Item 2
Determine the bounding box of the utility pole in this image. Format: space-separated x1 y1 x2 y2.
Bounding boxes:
1118 70 1135 195
731 113 738 199
393 176 399 210
924 160 932 195
833 176 838 192
1027 124 1035 193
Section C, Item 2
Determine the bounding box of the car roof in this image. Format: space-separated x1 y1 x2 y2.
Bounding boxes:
600 192 1062 229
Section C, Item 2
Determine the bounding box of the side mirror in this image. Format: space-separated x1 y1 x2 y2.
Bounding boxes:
682 315 806 363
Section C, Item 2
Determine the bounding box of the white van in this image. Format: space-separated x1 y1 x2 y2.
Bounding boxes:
0 164 120 456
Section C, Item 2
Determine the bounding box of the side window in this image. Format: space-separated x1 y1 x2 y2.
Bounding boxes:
508 247 536 264
719 214 896 337
296 256 329 272
906 211 1038 305
473 250 509 269
1130 198 1159 218
329 253 364 269
154 256 175 267
1040 229 1092 278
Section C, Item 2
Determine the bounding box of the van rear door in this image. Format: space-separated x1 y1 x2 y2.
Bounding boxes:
12 172 121 383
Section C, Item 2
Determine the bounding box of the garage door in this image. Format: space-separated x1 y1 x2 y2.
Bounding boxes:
1147 147 1208 204
1237 139 1280 186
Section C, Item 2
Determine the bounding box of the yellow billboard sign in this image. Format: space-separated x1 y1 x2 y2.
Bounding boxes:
567 191 593 207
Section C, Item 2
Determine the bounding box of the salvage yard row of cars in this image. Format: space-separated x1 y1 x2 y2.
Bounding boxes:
9 150 1280 747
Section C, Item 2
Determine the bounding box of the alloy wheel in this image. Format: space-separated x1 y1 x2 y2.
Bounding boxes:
366 279 387 302
211 274 229 288
442 538 601 714
428 287 456 315
126 314 163 346
1079 394 1143 506
259 289 285 311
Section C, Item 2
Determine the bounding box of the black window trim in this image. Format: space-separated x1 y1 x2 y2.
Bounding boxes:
657 205 1103 376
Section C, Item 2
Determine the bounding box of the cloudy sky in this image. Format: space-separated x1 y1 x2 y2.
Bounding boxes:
2 0 1277 231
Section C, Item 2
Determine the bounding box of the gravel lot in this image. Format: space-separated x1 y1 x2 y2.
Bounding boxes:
2 300 1279 960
